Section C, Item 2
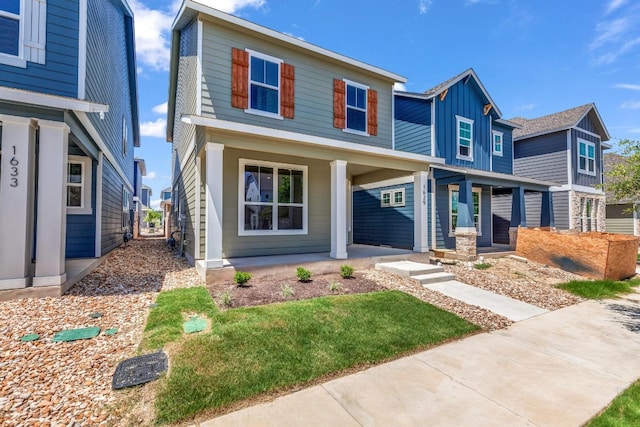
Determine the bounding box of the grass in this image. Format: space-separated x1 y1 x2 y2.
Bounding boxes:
637 253 640 263
142 289 479 424
587 379 640 426
557 278 640 300
474 263 492 270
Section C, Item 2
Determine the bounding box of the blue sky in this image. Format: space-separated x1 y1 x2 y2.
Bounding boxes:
130 0 640 209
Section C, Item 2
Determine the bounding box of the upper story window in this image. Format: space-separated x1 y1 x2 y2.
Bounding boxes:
345 80 368 133
456 115 473 161
0 0 46 68
333 79 378 136
381 188 405 208
249 51 281 116
492 130 503 156
577 139 596 176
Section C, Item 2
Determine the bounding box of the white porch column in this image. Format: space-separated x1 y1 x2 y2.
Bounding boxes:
330 160 348 259
33 120 70 287
413 171 429 252
0 116 37 289
204 143 224 268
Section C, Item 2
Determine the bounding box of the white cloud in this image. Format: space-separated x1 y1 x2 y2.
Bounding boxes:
140 118 167 138
146 171 157 179
614 83 640 91
152 102 168 114
606 0 628 14
515 103 535 111
418 0 432 14
393 82 407 92
631 128 640 133
150 199 162 210
620 100 640 109
198 0 266 13
589 8 640 66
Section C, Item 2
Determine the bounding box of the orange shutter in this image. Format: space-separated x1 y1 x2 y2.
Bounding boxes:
333 79 346 129
367 89 378 136
281 63 295 119
231 48 249 109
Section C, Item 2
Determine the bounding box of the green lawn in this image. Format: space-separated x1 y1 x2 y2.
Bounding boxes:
557 278 640 300
142 288 479 424
588 379 640 426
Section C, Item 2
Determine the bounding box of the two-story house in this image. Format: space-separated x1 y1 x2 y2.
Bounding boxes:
0 0 139 295
355 69 557 256
160 186 172 238
506 104 610 232
167 1 443 280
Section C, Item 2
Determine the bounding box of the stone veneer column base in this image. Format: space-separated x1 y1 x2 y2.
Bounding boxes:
455 227 477 260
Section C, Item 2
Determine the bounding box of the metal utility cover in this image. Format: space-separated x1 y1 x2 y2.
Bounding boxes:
183 316 207 334
52 327 100 342
112 351 168 390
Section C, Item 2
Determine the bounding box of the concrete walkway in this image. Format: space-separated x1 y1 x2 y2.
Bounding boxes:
199 294 640 426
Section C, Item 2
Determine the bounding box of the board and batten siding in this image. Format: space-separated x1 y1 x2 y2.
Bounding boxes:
491 123 513 174
199 20 394 150
0 0 79 98
221 147 331 257
434 79 495 171
101 159 126 254
85 0 134 186
605 204 634 235
394 96 431 155
572 128 601 187
435 184 492 249
552 191 570 230
353 183 414 249
514 131 568 184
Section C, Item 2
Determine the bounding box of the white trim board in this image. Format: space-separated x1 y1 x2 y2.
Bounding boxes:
0 86 107 113
549 184 604 195
353 175 414 191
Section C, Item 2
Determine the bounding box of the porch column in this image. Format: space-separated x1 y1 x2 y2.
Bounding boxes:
0 116 37 289
413 171 429 252
540 191 554 228
455 179 477 259
204 143 224 269
33 120 70 287
509 186 526 249
330 160 348 259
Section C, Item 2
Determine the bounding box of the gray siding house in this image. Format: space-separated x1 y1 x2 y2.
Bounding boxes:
604 153 638 235
495 104 610 232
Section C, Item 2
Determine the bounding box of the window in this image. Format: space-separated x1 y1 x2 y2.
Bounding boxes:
122 116 128 156
122 187 130 229
239 159 307 235
381 188 405 208
456 116 474 161
66 156 93 214
345 80 368 133
492 130 503 156
248 50 282 117
0 1 20 58
0 0 46 68
578 139 596 175
449 185 481 235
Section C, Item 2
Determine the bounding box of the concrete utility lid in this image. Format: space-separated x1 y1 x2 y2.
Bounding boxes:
112 350 168 390
20 333 39 342
183 316 207 334
52 327 100 342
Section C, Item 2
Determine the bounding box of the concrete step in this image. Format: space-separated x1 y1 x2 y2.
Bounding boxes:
412 272 456 285
375 261 444 277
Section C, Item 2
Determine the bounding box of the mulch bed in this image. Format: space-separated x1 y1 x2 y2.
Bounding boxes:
208 272 385 308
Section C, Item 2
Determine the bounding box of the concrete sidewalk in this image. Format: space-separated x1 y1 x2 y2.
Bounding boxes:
199 295 640 427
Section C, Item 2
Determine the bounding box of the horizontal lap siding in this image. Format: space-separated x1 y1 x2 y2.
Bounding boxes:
353 183 414 249
174 20 198 164
492 123 513 174
200 22 394 150
177 152 197 260
101 159 124 254
222 148 331 257
552 191 570 230
436 184 491 248
492 192 511 244
514 131 567 184
524 192 542 227
606 204 634 235
0 0 79 97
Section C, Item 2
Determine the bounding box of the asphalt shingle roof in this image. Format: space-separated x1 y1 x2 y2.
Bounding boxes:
511 104 594 140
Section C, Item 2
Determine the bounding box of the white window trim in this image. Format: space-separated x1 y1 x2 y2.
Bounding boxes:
245 49 283 120
455 115 474 161
0 1 25 67
448 184 481 237
381 188 405 208
492 130 503 156
238 158 308 236
0 0 46 68
343 79 369 136
577 138 596 176
66 155 93 215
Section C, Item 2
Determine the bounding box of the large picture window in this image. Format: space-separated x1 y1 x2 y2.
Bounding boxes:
345 80 368 133
456 115 474 161
248 50 282 117
239 159 307 235
578 139 596 175
449 185 481 235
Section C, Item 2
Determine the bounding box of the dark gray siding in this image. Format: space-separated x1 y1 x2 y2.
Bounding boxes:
524 192 542 227
514 131 568 184
491 123 513 174
572 129 601 187
0 0 79 97
435 184 491 249
606 204 634 235
101 159 126 254
353 183 414 249
552 191 570 230
394 97 431 156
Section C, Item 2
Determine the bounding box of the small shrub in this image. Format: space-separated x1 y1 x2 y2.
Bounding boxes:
340 265 354 279
234 271 252 286
281 284 295 298
296 267 312 282
219 291 233 307
474 263 492 270
328 281 342 293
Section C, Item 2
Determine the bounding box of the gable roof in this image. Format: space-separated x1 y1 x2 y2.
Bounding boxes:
511 103 610 142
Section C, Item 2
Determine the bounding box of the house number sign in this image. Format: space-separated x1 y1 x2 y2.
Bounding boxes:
9 145 19 188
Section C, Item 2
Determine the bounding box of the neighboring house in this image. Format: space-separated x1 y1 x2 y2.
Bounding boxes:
356 69 556 254
0 0 139 292
133 158 147 237
160 186 172 238
604 153 638 235
505 104 610 232
167 1 443 279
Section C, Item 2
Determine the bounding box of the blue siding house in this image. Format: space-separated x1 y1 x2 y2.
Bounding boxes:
0 0 139 295
355 69 557 256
